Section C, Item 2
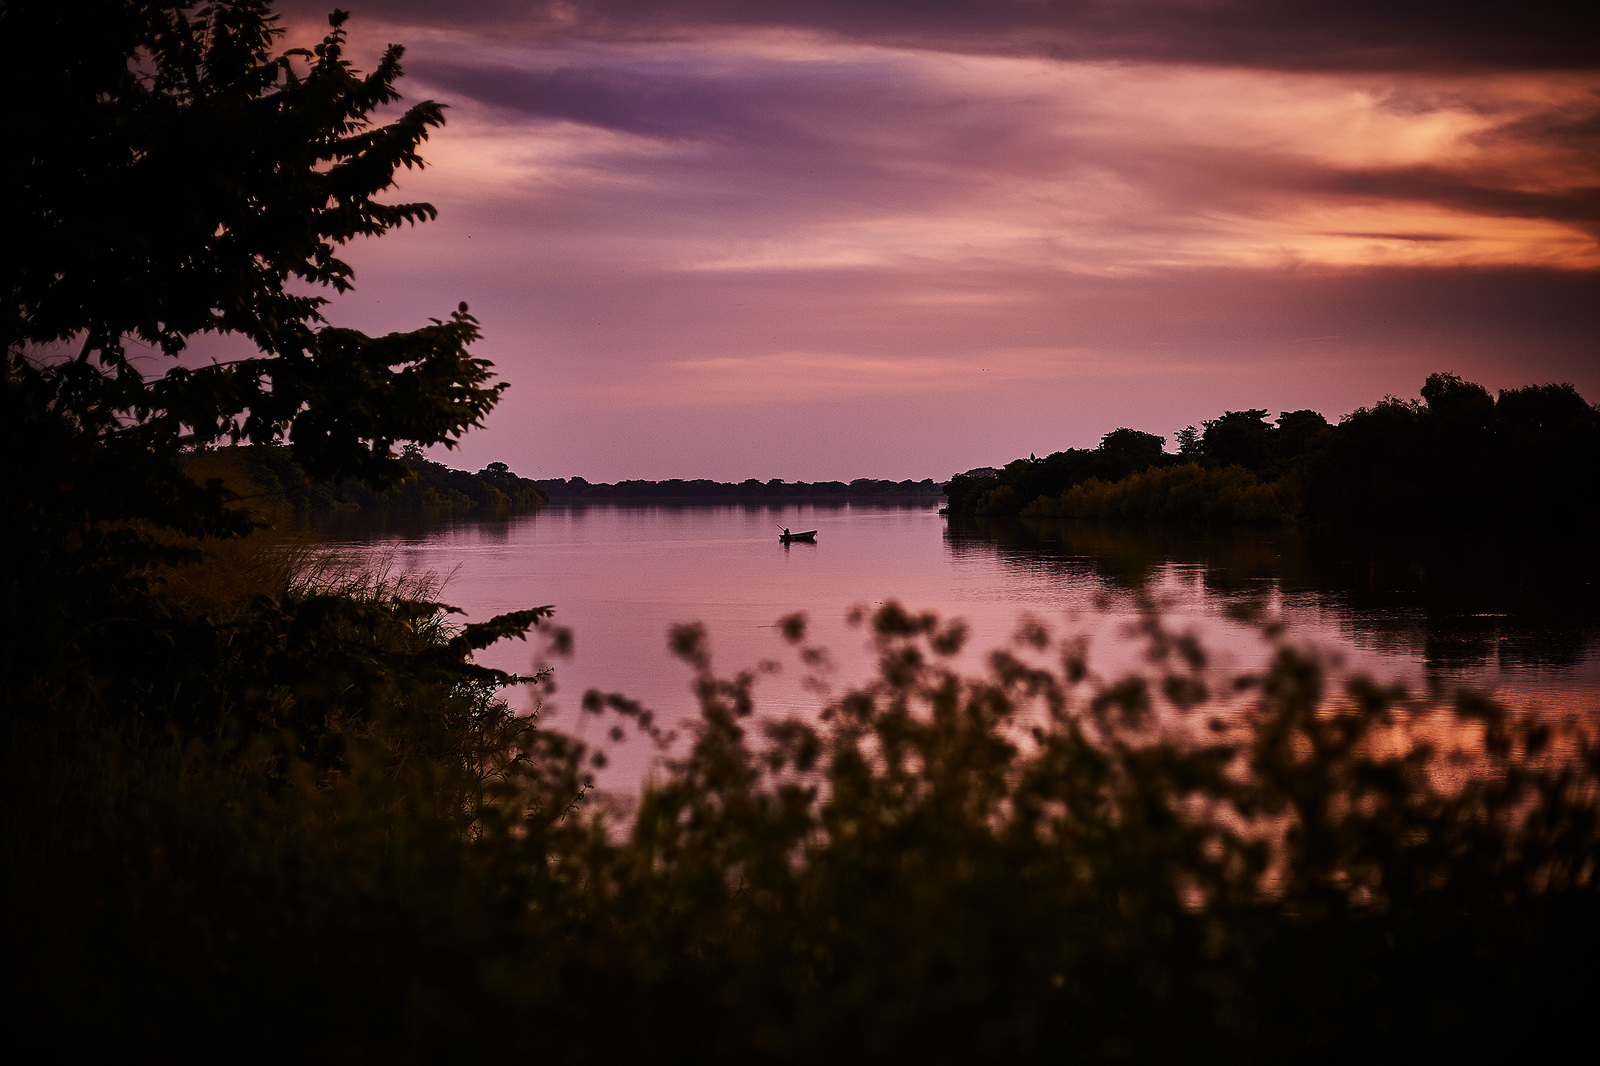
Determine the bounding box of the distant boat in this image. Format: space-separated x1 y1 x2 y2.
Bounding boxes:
779 528 817 543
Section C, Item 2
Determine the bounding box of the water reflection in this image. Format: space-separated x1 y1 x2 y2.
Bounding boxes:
309 504 1597 789
947 516 1600 679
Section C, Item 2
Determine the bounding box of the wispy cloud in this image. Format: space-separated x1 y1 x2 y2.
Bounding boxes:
396 37 1600 272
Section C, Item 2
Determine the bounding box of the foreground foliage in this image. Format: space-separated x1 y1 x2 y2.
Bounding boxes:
8 591 1598 1061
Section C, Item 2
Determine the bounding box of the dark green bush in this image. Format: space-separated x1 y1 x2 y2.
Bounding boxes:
1024 462 1290 523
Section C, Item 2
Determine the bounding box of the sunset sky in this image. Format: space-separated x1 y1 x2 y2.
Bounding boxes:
272 0 1598 483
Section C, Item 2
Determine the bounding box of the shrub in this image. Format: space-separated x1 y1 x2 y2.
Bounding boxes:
1026 462 1291 524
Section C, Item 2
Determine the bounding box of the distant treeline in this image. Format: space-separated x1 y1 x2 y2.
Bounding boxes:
186 444 548 516
946 373 1600 529
538 475 943 501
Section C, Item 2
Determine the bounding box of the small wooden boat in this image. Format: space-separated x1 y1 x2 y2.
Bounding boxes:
779 529 817 543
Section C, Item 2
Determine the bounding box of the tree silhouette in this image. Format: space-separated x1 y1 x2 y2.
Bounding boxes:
1096 426 1166 477
4 0 501 490
2 0 538 733
1201 408 1274 472
1273 409 1330 466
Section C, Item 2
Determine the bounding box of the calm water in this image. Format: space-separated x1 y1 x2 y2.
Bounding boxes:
315 504 1600 783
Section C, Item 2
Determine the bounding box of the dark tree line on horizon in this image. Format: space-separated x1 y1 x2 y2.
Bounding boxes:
946 373 1600 530
538 474 943 502
188 442 548 516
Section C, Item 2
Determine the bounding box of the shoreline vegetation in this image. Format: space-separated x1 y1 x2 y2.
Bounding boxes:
184 443 549 517
945 373 1600 530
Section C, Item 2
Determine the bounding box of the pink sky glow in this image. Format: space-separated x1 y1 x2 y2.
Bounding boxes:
248 1 1599 483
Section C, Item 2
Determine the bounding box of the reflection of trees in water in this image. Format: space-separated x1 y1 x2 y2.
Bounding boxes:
945 517 1600 673
307 509 522 546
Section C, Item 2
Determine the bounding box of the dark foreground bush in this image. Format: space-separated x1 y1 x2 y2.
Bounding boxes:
7 594 1597 1063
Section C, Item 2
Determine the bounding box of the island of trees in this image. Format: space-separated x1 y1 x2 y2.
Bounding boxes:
946 375 1600 530
6 2 1598 1061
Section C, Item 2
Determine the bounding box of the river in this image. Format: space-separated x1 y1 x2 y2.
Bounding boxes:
314 503 1600 786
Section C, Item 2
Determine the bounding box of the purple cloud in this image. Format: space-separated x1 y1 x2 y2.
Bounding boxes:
291 1 1600 72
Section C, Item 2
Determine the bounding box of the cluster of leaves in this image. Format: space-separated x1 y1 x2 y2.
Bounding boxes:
1304 374 1600 528
947 374 1600 528
1023 462 1289 523
3 0 505 482
952 428 1171 517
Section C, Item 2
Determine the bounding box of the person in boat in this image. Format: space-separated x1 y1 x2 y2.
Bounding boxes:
782 527 790 537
